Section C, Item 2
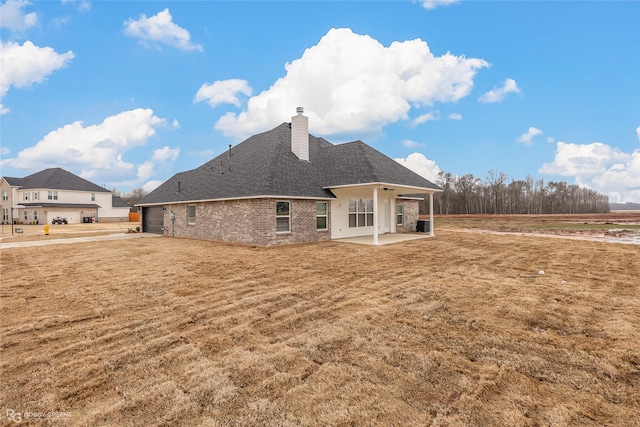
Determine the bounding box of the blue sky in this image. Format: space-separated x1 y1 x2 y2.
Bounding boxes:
1 0 639 202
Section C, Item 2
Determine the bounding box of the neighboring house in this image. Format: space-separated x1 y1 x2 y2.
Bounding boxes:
0 168 130 224
137 108 442 246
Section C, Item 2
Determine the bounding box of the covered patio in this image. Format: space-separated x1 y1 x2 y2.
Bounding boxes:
335 231 434 246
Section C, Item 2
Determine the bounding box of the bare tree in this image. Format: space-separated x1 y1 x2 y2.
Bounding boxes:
486 169 508 214
122 187 148 210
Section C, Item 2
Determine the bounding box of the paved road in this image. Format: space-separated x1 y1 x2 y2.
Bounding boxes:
0 232 161 249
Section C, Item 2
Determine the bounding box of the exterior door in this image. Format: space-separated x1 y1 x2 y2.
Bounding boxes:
142 207 164 234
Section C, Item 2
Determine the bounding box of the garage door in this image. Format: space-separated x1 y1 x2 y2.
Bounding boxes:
48 211 81 224
142 207 164 234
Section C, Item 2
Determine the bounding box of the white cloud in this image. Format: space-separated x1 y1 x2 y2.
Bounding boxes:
194 79 252 108
516 127 543 145
0 0 38 31
479 78 521 103
151 145 180 162
547 136 555 144
448 113 462 120
413 111 440 126
142 180 163 193
636 126 640 142
1 108 177 189
135 146 180 182
123 8 203 52
421 0 460 10
394 152 442 183
539 141 640 203
402 139 424 148
213 28 489 140
0 40 74 114
61 0 92 12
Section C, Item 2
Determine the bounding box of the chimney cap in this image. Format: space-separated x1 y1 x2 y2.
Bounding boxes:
296 107 304 114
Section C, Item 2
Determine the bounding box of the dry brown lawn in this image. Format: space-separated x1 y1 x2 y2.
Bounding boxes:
1 215 639 426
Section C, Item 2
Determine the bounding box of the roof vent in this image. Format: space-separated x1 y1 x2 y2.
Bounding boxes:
291 107 309 161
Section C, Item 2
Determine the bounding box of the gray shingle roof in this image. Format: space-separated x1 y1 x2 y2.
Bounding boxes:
5 168 110 192
112 195 130 208
138 122 440 205
317 140 441 190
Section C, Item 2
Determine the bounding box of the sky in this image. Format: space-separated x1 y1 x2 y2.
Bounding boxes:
1 0 639 203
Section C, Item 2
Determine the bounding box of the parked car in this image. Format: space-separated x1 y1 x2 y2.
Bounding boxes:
51 217 68 224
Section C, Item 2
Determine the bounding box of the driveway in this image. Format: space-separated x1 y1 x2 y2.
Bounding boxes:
0 232 161 249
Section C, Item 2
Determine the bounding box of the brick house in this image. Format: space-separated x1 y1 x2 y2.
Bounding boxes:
136 108 441 246
0 168 130 224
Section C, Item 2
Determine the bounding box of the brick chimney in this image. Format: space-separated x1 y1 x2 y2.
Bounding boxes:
291 107 309 161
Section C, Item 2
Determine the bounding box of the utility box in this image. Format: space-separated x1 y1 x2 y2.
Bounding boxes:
416 220 430 233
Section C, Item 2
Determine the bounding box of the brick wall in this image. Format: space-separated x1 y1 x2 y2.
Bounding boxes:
165 198 330 246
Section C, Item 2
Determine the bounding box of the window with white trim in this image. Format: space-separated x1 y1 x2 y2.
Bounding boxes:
316 202 328 230
33 192 39 200
48 191 58 200
2 191 8 201
23 192 29 201
348 198 374 227
33 211 39 222
2 209 8 221
187 204 196 224
91 193 95 202
396 203 404 226
23 210 28 221
276 201 290 233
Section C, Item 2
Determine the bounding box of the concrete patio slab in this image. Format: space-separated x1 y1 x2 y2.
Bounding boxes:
334 233 433 246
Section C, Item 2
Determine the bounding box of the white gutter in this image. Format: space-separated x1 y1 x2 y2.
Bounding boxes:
136 194 336 207
323 182 442 192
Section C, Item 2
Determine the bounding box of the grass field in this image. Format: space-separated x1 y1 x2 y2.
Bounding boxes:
1 215 639 426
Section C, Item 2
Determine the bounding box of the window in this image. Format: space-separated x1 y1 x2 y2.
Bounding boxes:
33 192 39 200
23 192 29 201
276 201 290 233
33 211 38 222
187 204 196 224
2 209 8 221
2 191 7 201
23 211 28 221
396 203 404 226
91 193 95 202
316 202 328 230
348 198 374 227
48 191 58 200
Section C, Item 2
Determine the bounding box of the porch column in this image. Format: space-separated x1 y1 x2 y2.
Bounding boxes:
429 192 435 236
373 187 379 245
390 197 396 233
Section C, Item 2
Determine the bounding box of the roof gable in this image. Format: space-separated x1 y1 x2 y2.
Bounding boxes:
11 168 110 193
318 141 441 190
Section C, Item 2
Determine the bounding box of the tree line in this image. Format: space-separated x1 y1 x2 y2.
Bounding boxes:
420 170 610 215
